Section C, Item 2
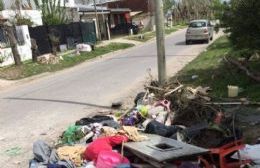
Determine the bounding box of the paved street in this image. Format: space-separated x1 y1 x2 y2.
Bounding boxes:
0 29 221 167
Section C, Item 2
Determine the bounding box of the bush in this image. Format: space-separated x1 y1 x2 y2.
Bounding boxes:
222 0 260 51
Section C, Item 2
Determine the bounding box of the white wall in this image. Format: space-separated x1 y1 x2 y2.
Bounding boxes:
0 26 32 67
0 10 43 26
0 45 32 67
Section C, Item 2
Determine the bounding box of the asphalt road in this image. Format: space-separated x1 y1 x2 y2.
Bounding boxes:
0 29 220 167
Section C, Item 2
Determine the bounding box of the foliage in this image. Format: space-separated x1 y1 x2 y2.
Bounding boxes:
176 36 260 101
0 56 4 64
0 0 4 11
33 0 68 25
221 0 260 51
171 0 222 23
15 16 34 26
210 0 225 19
163 0 174 14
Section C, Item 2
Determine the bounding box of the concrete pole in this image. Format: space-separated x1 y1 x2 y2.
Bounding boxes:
94 0 101 40
154 0 167 85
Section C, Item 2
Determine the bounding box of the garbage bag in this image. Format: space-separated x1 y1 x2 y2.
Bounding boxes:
84 135 128 161
33 140 59 164
232 144 260 165
75 115 113 126
62 125 85 145
96 151 129 168
31 141 76 168
144 120 179 137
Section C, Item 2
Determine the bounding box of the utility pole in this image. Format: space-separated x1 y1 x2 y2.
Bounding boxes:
93 0 101 40
154 0 167 85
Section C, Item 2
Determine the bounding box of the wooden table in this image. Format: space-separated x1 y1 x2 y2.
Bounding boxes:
124 134 209 168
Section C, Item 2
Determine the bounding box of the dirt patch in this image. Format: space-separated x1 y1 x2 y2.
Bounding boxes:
0 66 24 80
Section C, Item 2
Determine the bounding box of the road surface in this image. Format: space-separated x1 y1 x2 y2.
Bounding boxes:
0 29 221 167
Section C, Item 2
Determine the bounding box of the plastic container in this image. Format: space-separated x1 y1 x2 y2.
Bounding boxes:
227 85 239 97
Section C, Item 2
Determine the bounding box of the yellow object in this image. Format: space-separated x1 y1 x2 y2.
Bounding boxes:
122 126 148 142
57 146 85 166
138 105 148 118
228 85 239 98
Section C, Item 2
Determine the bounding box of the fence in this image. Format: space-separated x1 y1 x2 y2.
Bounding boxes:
29 21 96 55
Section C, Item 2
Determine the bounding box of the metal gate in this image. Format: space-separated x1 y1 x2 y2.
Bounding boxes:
80 21 96 44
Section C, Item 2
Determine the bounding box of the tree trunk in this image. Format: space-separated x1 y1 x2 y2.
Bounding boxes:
31 38 39 62
4 26 22 65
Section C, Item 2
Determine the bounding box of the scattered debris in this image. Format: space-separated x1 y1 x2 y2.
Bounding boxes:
76 44 92 53
37 53 60 64
29 79 260 167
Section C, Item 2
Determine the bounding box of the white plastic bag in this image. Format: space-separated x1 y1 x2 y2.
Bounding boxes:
232 144 260 164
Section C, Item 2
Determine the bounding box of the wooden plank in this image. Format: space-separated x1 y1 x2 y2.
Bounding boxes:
124 134 209 163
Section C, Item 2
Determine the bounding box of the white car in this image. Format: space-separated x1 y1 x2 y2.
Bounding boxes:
185 20 214 44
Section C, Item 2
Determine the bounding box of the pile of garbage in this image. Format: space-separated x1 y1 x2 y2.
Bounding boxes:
29 81 260 168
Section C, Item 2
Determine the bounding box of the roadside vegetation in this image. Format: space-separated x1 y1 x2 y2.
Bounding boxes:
0 43 134 80
176 36 260 102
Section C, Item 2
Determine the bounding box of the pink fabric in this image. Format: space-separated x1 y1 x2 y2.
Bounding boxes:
84 135 128 161
96 151 129 168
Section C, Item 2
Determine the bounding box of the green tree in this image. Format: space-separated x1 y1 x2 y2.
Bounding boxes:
221 0 260 51
163 0 174 14
211 0 225 19
0 0 4 11
34 0 68 25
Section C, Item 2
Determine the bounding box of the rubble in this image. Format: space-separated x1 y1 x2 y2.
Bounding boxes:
29 80 259 168
37 53 61 64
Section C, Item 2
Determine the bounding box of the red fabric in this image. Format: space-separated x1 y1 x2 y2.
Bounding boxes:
84 135 128 161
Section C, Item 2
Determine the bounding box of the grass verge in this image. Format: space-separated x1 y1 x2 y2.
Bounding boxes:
126 25 187 42
0 43 134 80
175 36 260 102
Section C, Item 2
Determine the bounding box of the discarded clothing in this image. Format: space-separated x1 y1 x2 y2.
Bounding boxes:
57 146 85 167
47 164 67 168
75 115 113 126
144 120 179 137
89 123 102 140
33 140 59 164
30 140 75 168
84 135 128 161
121 126 148 142
30 160 75 168
121 110 143 126
101 120 120 129
101 126 118 137
96 151 129 168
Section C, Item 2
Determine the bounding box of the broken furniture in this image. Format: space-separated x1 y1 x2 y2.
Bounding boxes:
124 134 209 168
199 140 251 168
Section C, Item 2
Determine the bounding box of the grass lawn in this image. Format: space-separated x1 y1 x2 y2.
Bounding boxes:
0 43 134 80
175 36 260 102
126 25 187 42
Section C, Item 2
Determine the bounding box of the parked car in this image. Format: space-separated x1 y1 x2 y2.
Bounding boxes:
185 20 214 44
111 23 139 35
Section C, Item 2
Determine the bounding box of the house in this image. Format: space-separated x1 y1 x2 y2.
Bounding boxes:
0 0 43 26
0 0 46 67
102 0 155 31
